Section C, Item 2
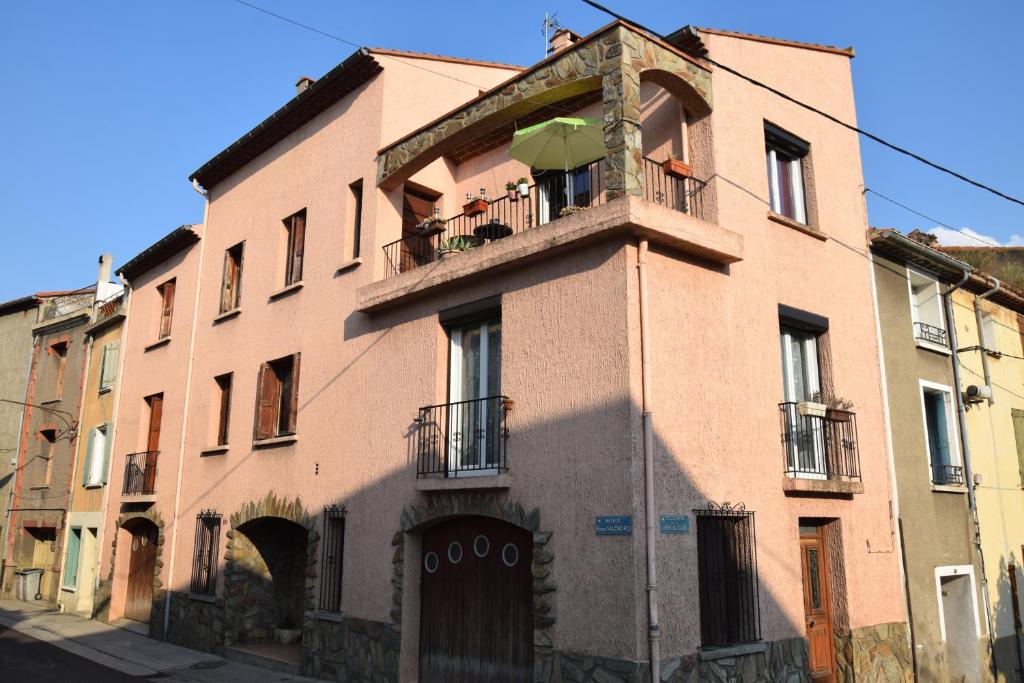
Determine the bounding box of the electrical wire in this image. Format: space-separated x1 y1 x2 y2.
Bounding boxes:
865 188 1001 248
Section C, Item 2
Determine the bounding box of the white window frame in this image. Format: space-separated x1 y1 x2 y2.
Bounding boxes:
84 425 108 488
905 266 950 353
448 320 500 477
934 565 982 641
780 326 825 479
918 380 962 485
766 147 807 225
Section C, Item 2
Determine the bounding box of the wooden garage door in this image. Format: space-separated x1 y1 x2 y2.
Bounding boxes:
420 517 533 683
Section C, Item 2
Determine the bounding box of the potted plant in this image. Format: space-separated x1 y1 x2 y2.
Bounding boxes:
517 177 530 198
797 392 828 418
559 205 586 218
437 235 477 259
416 210 447 237
662 158 692 179
462 188 489 218
501 397 515 413
824 396 855 422
506 182 518 201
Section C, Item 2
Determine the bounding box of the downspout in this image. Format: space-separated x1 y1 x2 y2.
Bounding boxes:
973 277 1000 404
943 271 998 674
637 239 660 682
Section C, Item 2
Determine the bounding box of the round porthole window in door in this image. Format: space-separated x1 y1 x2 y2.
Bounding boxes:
473 535 490 558
424 551 439 574
502 543 519 567
448 542 463 564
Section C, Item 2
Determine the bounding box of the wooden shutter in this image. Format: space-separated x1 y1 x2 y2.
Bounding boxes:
100 342 119 391
101 423 113 484
82 428 96 486
286 354 301 434
147 395 163 452
1016 315 1024 356
254 363 281 439
159 281 175 338
221 251 236 313
289 213 306 285
217 377 231 446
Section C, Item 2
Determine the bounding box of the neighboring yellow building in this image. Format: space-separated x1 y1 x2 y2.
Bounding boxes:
57 256 125 617
952 283 1024 680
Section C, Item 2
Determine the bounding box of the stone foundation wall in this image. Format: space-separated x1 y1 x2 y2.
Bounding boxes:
303 614 400 682
164 590 225 655
835 622 912 682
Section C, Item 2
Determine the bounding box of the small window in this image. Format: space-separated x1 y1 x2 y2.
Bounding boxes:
190 511 221 595
284 210 306 286
62 527 82 589
82 423 111 487
49 341 69 399
349 180 363 260
765 123 809 224
215 374 232 446
695 504 761 646
98 341 119 393
908 268 947 347
980 311 997 352
922 383 962 485
254 353 300 440
38 428 57 486
158 279 176 339
220 243 244 313
1011 409 1024 488
318 505 346 612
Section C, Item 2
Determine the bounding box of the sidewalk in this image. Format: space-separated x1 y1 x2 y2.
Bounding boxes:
0 599 319 682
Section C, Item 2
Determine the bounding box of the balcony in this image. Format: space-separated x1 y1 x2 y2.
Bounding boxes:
414 396 510 485
931 463 964 487
779 403 863 495
39 286 94 322
123 451 158 496
914 321 948 347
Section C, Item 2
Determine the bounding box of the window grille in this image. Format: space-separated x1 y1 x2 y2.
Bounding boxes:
695 502 761 646
190 510 221 595
318 505 346 612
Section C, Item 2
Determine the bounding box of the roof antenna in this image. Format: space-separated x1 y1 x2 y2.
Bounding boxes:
543 12 561 58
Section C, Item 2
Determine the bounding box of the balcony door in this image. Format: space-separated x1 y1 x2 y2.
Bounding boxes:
780 326 826 479
535 164 594 225
448 319 501 476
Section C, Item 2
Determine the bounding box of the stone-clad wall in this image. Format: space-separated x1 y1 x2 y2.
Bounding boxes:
835 622 913 682
304 615 401 682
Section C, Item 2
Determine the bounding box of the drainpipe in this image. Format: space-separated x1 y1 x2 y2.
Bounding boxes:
973 277 1000 405
637 239 660 682
943 272 998 675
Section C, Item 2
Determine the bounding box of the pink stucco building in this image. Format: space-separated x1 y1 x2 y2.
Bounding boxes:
98 22 911 682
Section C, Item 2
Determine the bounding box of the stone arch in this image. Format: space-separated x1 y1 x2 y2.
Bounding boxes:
639 68 712 120
101 509 166 625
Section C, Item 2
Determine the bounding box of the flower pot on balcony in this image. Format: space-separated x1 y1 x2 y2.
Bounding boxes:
797 401 827 418
507 189 518 201
463 198 489 218
417 219 447 238
501 398 514 412
662 158 692 180
826 408 854 423
518 181 530 197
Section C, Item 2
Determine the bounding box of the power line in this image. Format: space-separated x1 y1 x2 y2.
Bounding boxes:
865 188 1001 248
579 0 1024 209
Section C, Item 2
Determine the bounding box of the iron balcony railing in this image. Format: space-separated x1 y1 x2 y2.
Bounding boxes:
39 286 95 321
641 156 708 221
932 463 964 486
415 395 510 477
94 291 126 322
123 451 158 495
779 403 861 481
914 321 948 347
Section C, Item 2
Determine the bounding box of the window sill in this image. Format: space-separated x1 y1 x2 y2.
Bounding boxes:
268 282 303 301
311 610 346 623
931 484 966 494
38 398 62 406
98 386 113 395
213 308 241 324
200 445 229 456
83 483 103 490
915 340 951 356
123 493 156 502
253 434 297 449
697 642 767 661
416 472 511 492
767 211 826 241
336 258 363 275
144 337 171 352
60 586 76 593
28 485 51 490
782 476 863 497
188 592 217 604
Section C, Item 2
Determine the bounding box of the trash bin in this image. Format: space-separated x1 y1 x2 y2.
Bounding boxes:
14 568 44 601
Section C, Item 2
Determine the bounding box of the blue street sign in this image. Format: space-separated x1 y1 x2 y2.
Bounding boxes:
660 515 689 534
595 516 633 536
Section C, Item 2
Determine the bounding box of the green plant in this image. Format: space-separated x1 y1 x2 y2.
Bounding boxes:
809 392 854 411
517 177 528 185
559 205 586 217
438 236 476 253
506 181 517 191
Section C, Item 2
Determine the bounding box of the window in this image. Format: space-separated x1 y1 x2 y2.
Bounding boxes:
220 243 243 313
318 505 346 612
908 268 947 347
921 382 962 485
1011 409 1024 488
778 306 833 479
765 123 809 224
254 353 300 440
37 428 57 486
61 527 82 589
284 210 306 286
535 162 597 225
980 311 997 352
447 315 502 473
49 341 69 399
157 279 176 339
82 423 112 487
215 373 232 447
349 180 363 260
190 511 221 595
695 504 760 646
98 341 119 393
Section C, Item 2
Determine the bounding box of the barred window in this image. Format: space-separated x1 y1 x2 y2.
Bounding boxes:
695 503 760 646
190 511 221 595
318 505 346 612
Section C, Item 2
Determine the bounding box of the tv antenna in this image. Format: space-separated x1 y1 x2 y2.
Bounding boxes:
543 13 562 57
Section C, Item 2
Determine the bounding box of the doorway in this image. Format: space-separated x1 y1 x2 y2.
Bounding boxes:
123 519 158 622
936 566 982 683
76 528 98 615
419 516 533 682
800 523 836 682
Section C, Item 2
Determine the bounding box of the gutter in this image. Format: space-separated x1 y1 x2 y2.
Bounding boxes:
972 277 1000 405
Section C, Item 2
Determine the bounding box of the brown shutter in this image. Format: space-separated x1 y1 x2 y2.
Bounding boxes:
254 363 280 439
147 395 163 452
1016 314 1024 356
287 353 301 434
221 251 236 313
289 213 305 284
217 377 232 446
159 281 176 338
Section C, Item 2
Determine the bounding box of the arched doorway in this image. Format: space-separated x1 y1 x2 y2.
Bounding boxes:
419 516 533 682
122 518 158 622
227 516 309 645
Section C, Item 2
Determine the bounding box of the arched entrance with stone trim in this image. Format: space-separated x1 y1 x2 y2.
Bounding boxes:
105 510 165 625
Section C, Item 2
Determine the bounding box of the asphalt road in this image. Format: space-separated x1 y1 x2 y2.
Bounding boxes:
0 623 145 681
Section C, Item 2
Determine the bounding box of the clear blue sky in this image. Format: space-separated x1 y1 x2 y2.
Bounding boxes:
2 1 1021 300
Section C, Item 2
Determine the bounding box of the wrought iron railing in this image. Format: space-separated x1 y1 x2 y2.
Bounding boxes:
641 156 708 221
415 395 510 477
931 463 964 486
190 510 221 595
39 286 95 321
914 321 948 347
318 505 346 612
779 403 861 481
94 291 126 322
694 502 760 646
122 451 158 495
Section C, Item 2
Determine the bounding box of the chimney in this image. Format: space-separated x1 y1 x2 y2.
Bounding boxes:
97 253 112 286
549 28 581 55
296 76 315 95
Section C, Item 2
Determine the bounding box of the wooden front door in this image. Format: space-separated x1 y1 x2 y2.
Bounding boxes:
800 525 836 682
400 185 438 272
420 517 533 682
124 523 157 622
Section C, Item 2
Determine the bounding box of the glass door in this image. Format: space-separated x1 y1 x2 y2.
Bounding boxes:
780 326 825 478
448 319 502 476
